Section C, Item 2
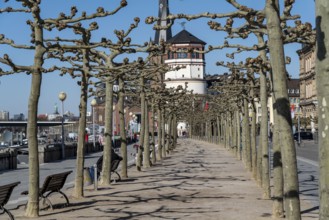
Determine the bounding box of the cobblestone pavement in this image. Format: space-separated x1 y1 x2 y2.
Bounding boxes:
9 138 318 220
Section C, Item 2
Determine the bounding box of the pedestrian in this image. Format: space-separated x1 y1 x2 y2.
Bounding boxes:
134 133 137 142
98 134 104 146
85 131 89 142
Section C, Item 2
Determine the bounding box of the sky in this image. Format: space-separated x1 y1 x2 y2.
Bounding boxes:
0 0 315 117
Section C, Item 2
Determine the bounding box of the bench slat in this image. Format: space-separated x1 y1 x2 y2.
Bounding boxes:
0 181 20 206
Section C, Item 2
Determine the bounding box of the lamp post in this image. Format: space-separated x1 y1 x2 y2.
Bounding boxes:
58 92 67 159
91 98 97 149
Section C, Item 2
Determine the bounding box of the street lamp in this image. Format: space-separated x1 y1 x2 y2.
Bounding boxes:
91 98 97 149
58 91 67 159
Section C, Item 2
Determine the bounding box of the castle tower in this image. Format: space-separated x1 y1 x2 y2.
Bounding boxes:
154 0 207 137
164 30 207 95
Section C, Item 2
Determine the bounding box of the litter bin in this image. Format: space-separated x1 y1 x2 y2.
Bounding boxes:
83 167 93 186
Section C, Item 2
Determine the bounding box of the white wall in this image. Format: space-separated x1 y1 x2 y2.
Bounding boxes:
177 122 187 137
165 59 205 80
165 80 206 95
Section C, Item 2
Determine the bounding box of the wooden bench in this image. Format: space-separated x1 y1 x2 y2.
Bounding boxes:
96 150 123 181
0 181 20 220
22 171 72 210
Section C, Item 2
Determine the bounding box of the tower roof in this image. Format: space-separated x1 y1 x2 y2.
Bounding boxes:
166 30 206 45
154 0 172 44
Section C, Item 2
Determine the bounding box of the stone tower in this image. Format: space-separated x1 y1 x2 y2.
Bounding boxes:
164 30 207 95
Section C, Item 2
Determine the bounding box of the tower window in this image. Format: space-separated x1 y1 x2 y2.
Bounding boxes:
167 52 175 59
191 52 199 59
177 52 187 58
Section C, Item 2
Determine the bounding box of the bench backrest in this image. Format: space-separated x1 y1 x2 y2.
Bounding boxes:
111 158 122 171
0 181 20 207
96 154 122 172
40 171 72 195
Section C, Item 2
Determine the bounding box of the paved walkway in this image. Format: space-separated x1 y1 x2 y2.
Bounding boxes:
10 138 317 219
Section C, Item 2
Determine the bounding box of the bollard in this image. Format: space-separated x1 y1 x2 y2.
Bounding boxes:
93 164 98 191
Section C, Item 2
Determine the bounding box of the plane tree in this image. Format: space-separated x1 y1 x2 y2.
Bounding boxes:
45 4 162 196
145 1 316 218
91 57 167 175
88 21 165 182
315 1 329 219
0 0 128 216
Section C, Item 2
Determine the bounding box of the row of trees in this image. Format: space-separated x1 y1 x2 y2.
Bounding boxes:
145 0 327 220
1 1 328 220
0 0 188 217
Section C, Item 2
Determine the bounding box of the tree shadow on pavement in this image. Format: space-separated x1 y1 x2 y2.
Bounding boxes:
37 200 98 218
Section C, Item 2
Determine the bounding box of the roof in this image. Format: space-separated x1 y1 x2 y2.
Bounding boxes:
287 78 300 90
166 30 206 45
287 78 300 97
154 0 172 44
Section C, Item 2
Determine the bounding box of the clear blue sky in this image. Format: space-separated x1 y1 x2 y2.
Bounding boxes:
0 0 315 117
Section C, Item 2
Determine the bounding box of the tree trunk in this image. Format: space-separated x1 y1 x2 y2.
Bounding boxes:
315 3 329 219
72 73 88 199
136 77 145 171
265 1 301 218
260 71 271 198
189 117 193 138
232 111 237 152
25 14 45 218
257 36 271 198
222 114 225 144
172 114 177 149
272 99 284 218
165 113 172 153
161 110 166 157
250 88 257 179
25 72 41 217
217 116 221 145
118 77 128 178
243 98 251 170
150 101 156 164
236 111 242 160
25 68 43 217
99 80 114 185
143 99 151 168
157 107 163 160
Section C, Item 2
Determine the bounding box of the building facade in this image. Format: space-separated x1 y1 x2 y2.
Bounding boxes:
297 44 317 119
297 44 317 131
0 111 9 121
287 78 301 119
91 0 207 137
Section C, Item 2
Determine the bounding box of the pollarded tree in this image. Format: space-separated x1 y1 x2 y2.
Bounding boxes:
47 11 148 196
315 1 329 219
89 18 163 182
146 1 315 217
48 23 115 197
0 0 128 216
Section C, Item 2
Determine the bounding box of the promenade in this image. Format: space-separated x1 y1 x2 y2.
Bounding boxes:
7 138 318 219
